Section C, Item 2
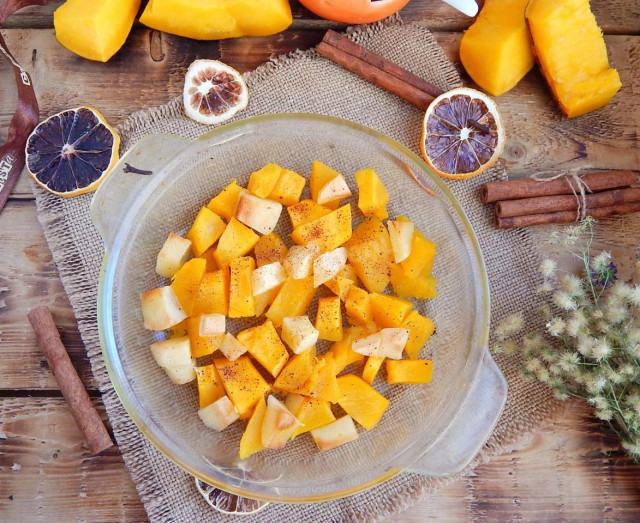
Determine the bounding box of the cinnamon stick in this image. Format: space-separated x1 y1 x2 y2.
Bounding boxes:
28 306 113 454
496 201 640 229
496 187 640 218
317 31 442 110
481 170 637 204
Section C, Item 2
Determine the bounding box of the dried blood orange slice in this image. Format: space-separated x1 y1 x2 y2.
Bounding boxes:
183 60 249 125
26 106 120 197
420 87 505 180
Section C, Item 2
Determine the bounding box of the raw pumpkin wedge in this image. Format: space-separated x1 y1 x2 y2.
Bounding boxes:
290 398 336 439
272 347 317 393
345 217 392 293
238 395 267 459
354 168 389 220
254 232 288 267
207 179 242 221
386 359 433 384
195 364 226 408
330 327 367 374
362 356 385 385
214 356 271 416
236 320 289 378
337 373 389 430
369 293 413 328
401 310 436 359
170 258 207 316
186 207 226 257
268 168 306 206
191 268 230 316
265 276 316 328
290 204 352 253
298 354 341 403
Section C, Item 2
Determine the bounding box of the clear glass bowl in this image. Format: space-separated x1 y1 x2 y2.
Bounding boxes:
91 113 506 503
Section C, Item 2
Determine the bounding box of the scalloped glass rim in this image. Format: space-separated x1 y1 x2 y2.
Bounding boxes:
96 113 491 503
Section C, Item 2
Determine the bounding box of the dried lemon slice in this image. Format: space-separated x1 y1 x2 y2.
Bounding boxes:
183 59 249 125
420 87 505 180
25 106 120 197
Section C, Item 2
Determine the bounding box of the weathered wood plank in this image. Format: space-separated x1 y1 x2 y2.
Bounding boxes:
3 30 639 199
2 397 639 521
2 0 638 34
0 201 94 390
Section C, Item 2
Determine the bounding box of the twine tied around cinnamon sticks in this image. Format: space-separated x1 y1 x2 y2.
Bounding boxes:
481 170 640 229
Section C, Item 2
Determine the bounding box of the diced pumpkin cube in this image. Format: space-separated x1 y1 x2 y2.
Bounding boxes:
254 232 288 267
214 218 260 268
186 207 226 256
315 296 343 342
247 162 282 198
324 275 354 301
389 263 438 300
265 276 316 328
170 258 206 316
195 364 226 408
272 346 316 393
290 398 336 439
386 359 433 384
287 199 331 228
354 168 389 220
362 356 385 385
268 168 306 206
187 316 223 357
310 161 341 205
254 285 282 317
400 231 437 278
369 293 413 328
214 355 271 416
298 354 340 403
344 286 372 326
290 204 352 253
229 256 256 318
401 310 436 359
198 246 218 272
337 373 389 430
192 268 230 316
239 395 267 459
330 327 367 374
207 179 242 221
346 217 392 293
236 319 289 377
340 263 359 284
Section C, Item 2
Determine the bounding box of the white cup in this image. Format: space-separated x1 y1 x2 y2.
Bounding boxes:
442 0 479 17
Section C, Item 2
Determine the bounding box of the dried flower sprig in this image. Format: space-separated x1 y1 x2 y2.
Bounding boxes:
494 217 640 460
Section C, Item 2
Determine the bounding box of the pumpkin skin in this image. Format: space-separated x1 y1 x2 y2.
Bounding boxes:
299 0 410 24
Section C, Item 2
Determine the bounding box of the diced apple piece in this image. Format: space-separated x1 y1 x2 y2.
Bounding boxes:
291 204 352 253
337 374 389 430
315 296 343 342
247 163 282 198
207 179 242 221
219 332 248 361
170 258 207 316
199 313 226 337
284 393 305 415
379 328 409 359
186 207 226 257
268 168 306 206
265 276 316 328
235 191 283 235
354 168 389 220
311 415 359 451
236 319 289 377
214 356 271 416
214 218 260 269
313 247 347 288
287 199 331 228
141 286 187 330
261 395 303 449
195 364 226 408
163 362 197 384
252 261 286 296
386 359 433 384
156 232 192 278
387 220 414 264
351 332 382 357
198 395 239 431
316 174 352 206
282 244 320 280
254 286 281 317
187 316 222 357
272 346 316 392
229 256 256 318
150 336 192 368
281 316 319 354
254 232 288 267
362 356 384 384
239 395 267 459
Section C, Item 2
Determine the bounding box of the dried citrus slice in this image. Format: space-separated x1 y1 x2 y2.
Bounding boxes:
26 106 120 197
183 59 249 125
420 87 505 180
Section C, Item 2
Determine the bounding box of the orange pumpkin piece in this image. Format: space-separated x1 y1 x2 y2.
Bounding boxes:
192 268 230 316
369 293 413 328
228 256 256 318
170 258 206 316
298 354 341 403
344 286 373 327
354 168 389 220
309 160 341 210
337 373 389 430
330 326 367 374
290 398 336 439
186 316 223 357
254 232 288 267
315 296 343 342
238 395 267 459
400 230 437 279
236 319 289 378
197 246 218 272
290 204 352 253
324 275 354 301
253 285 282 317
362 356 384 385
273 346 317 393
287 199 331 229
386 359 433 384
265 276 316 328
345 217 392 293
186 207 226 256
195 364 226 408
214 217 260 268
268 168 306 206
247 162 282 198
207 179 242 221
401 310 436 359
214 355 271 416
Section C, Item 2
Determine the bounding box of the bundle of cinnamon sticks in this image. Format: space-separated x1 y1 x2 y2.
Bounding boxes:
481 171 640 229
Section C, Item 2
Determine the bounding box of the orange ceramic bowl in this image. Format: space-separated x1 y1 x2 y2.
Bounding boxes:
299 0 410 24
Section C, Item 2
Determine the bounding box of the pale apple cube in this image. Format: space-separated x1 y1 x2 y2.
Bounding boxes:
252 261 286 296
235 191 283 235
311 415 359 451
262 395 303 449
282 244 320 279
282 316 319 354
163 360 196 384
219 332 248 361
156 232 192 278
387 220 414 263
141 286 187 330
313 247 347 288
198 395 239 431
284 393 304 415
316 175 352 205
150 336 192 368
379 328 410 359
352 332 383 357
199 313 226 337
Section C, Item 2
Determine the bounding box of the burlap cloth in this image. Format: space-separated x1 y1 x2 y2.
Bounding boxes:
31 18 564 522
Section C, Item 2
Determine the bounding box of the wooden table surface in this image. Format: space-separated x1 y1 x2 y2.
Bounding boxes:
1 1 640 520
